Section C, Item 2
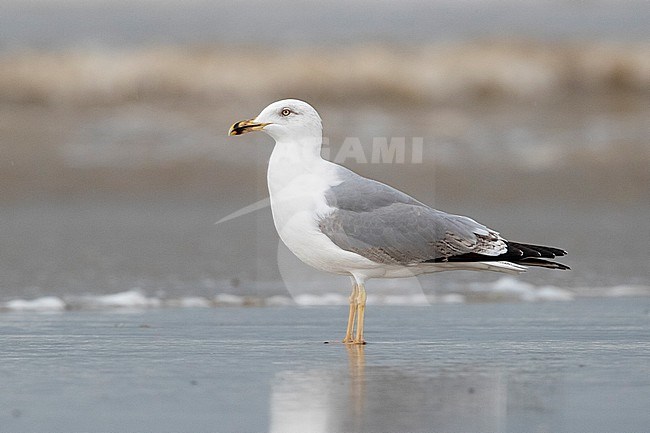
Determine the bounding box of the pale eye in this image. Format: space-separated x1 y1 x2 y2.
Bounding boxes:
281 108 292 117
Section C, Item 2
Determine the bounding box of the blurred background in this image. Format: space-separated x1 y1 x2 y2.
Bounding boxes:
1 0 648 306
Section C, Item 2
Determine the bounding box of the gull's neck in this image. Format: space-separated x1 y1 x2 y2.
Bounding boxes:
271 135 323 164
267 135 329 191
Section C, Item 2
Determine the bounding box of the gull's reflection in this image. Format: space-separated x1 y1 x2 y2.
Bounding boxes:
269 345 515 433
346 344 365 431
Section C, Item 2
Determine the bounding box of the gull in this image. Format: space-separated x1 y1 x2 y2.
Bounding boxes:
229 99 569 344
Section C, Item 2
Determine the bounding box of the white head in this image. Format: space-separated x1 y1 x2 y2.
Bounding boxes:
228 99 322 142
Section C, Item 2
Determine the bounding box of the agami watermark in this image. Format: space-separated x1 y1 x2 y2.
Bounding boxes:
322 136 424 164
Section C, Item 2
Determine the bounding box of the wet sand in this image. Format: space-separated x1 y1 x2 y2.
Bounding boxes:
1 297 648 433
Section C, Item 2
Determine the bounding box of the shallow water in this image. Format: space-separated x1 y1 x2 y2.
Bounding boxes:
0 298 648 432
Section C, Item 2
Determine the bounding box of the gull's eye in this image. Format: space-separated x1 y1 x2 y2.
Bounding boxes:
281 108 292 117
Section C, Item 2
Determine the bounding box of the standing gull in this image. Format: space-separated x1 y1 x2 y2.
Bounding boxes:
229 99 569 344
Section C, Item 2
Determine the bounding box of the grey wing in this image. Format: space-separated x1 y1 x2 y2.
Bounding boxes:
319 169 506 265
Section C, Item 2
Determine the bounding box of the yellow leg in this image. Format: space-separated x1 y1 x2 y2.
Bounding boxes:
353 283 367 345
343 282 358 343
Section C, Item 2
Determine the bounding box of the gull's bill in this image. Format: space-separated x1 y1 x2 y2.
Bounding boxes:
228 119 270 136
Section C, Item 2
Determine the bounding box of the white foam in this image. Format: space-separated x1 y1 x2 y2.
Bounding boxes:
603 285 650 297
91 289 162 309
169 297 213 308
2 280 648 313
535 286 576 301
214 293 247 306
469 276 575 302
437 293 467 304
369 294 430 306
294 293 348 306
3 296 66 312
265 295 295 307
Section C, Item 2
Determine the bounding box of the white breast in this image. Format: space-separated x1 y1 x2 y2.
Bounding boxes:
267 148 377 275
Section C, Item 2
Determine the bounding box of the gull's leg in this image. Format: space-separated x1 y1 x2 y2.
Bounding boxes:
343 281 358 343
353 282 367 345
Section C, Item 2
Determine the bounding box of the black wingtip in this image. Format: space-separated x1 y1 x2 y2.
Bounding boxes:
426 241 570 270
509 242 567 258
